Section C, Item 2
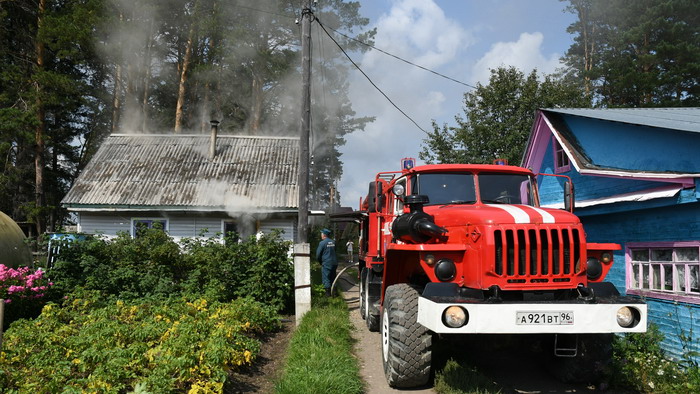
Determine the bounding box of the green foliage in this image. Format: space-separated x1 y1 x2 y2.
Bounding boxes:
275 296 363 394
434 359 502 394
50 229 294 312
0 295 279 393
563 0 700 106
611 324 700 393
420 67 590 165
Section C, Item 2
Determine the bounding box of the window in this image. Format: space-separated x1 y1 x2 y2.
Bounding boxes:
478 173 535 205
131 218 168 237
415 173 476 205
222 221 239 243
627 242 700 303
552 137 570 173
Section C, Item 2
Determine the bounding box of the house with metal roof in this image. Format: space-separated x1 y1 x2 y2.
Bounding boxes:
523 107 700 361
62 133 299 242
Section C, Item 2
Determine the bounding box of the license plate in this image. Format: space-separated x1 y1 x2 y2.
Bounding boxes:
516 311 574 325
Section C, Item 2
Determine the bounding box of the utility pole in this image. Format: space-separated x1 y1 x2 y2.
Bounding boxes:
294 0 313 325
298 1 312 243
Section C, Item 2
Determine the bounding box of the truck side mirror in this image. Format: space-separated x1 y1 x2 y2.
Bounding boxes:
564 181 575 213
367 181 384 213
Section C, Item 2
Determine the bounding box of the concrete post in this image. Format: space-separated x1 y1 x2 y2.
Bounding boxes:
293 243 311 326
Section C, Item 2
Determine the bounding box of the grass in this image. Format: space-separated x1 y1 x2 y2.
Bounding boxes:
434 359 503 394
274 271 363 394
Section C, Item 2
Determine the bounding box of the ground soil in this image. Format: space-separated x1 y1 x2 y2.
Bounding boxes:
226 316 295 394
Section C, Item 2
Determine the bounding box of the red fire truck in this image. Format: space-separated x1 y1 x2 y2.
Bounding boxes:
353 162 647 388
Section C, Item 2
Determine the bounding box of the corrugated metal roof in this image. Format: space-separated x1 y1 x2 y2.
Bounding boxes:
544 107 700 133
62 134 300 211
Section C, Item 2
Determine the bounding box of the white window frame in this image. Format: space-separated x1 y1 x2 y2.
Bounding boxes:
626 241 700 304
131 218 169 237
552 136 571 173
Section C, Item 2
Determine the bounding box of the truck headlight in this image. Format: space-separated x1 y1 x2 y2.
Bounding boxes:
443 306 468 328
617 306 640 328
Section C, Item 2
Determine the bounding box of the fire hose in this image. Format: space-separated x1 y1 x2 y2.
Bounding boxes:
331 262 360 295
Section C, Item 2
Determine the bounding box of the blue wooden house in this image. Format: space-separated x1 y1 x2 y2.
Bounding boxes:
522 107 700 361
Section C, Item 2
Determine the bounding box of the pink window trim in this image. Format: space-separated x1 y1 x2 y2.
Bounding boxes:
625 241 700 305
552 136 571 173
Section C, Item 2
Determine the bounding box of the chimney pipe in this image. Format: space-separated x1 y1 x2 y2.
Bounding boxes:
209 120 219 160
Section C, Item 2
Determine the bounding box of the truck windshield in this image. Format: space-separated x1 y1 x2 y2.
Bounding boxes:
415 173 476 205
478 173 535 205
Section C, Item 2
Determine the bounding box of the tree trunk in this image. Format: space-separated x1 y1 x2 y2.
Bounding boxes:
249 72 264 133
142 18 155 132
111 64 122 133
174 1 199 133
34 0 47 236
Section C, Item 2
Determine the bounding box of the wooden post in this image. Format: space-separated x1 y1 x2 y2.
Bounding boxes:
293 0 313 324
297 0 312 244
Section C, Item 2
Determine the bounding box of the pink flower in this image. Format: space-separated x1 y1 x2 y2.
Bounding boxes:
7 285 26 294
4 299 11 304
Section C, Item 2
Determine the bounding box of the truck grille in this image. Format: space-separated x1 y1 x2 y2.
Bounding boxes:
493 227 582 282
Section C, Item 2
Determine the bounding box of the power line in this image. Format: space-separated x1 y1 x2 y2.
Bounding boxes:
323 24 477 90
315 18 430 136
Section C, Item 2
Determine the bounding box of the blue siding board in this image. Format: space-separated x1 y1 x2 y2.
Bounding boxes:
582 203 700 361
537 140 664 206
563 115 700 173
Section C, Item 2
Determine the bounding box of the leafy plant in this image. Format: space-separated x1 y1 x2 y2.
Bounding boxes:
0 264 54 328
0 295 279 393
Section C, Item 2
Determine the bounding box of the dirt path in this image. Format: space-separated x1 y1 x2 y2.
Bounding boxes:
339 277 436 394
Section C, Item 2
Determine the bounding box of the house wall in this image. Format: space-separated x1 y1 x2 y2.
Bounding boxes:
582 203 700 361
562 115 700 173
77 212 296 242
538 139 663 204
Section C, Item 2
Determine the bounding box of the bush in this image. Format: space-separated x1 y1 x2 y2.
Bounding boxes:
611 324 700 393
49 229 293 311
0 264 55 328
0 295 280 393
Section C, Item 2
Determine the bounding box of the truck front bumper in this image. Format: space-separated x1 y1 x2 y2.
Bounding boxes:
417 292 647 335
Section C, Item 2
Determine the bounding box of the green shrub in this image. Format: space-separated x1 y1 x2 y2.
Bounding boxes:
0 295 279 393
611 324 700 393
49 229 293 311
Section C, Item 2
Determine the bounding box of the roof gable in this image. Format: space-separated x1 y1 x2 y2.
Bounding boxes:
524 108 700 179
62 134 300 211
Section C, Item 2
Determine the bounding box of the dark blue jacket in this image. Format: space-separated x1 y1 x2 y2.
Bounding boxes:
316 237 337 266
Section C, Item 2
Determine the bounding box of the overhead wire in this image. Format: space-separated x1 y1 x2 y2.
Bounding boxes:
322 24 477 90
315 17 430 135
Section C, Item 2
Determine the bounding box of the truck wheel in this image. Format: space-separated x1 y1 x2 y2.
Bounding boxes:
359 268 367 320
365 270 379 332
381 284 432 388
548 334 613 384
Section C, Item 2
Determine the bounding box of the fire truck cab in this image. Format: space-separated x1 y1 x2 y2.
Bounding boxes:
354 163 646 388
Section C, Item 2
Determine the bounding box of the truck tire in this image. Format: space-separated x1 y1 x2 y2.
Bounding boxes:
365 270 379 332
381 283 432 388
548 333 613 384
359 268 367 319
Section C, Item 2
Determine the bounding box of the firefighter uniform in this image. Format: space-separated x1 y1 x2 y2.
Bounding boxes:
316 228 337 296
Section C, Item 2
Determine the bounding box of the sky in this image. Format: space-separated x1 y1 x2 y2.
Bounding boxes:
336 0 578 207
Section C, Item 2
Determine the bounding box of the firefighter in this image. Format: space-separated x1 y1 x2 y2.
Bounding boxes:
316 228 337 297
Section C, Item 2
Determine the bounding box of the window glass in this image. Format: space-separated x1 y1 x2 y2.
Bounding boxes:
651 249 672 261
553 138 571 173
132 219 167 237
627 244 700 302
479 173 535 205
416 173 476 205
677 248 699 262
632 249 649 261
